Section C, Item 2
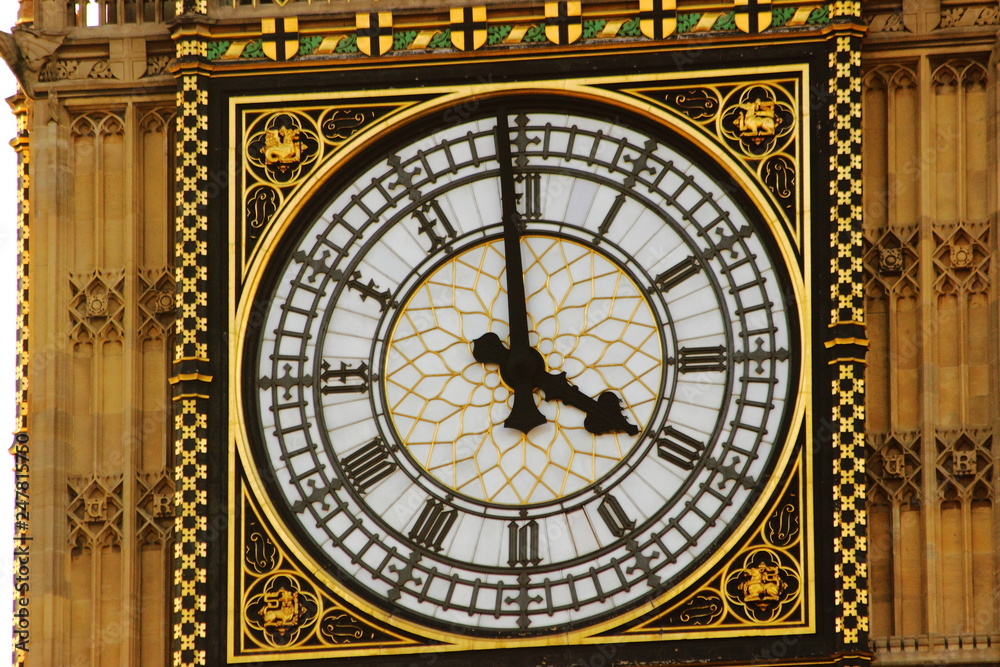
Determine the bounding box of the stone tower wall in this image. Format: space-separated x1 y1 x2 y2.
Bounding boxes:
861 2 1000 663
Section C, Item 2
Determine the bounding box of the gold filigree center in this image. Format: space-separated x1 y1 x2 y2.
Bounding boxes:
384 236 662 505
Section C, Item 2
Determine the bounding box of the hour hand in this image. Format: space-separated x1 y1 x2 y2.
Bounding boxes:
535 372 640 436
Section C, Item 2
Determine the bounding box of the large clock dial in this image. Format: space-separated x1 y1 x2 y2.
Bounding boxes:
245 96 800 636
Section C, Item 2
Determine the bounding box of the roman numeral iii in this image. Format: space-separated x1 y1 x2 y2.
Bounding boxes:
677 345 727 373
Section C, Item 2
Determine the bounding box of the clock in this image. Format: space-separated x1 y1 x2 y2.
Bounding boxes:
242 93 801 637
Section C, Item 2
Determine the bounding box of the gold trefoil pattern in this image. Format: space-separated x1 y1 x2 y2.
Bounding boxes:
242 105 400 244
238 483 414 655
619 461 806 632
625 80 800 237
385 237 662 504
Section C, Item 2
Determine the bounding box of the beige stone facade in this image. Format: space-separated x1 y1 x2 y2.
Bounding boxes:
862 2 1000 663
1 0 997 665
5 2 176 666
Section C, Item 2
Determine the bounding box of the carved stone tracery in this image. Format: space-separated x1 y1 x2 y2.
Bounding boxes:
137 470 175 547
867 432 922 509
939 6 1000 28
862 63 917 93
863 226 920 299
69 269 126 347
138 267 176 341
68 473 124 553
932 223 990 296
69 266 176 345
935 430 993 507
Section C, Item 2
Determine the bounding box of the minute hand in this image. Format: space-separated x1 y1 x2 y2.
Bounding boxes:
494 111 547 434
497 112 531 351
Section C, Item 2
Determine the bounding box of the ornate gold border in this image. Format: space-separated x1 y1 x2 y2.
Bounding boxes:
826 27 869 652
228 73 815 660
235 476 431 655
171 27 212 667
236 101 420 281
613 77 805 250
616 457 809 634
199 0 832 63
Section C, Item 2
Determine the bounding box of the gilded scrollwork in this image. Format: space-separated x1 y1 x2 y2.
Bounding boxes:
760 154 796 214
318 610 395 644
619 78 801 243
611 461 806 635
765 498 800 548
239 104 400 268
661 87 720 121
320 108 384 144
657 591 726 626
245 516 279 575
236 481 421 658
246 185 279 230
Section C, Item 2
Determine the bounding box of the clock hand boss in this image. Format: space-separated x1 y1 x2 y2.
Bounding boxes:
473 333 640 436
472 111 639 437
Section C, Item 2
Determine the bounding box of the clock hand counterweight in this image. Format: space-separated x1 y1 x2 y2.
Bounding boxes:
472 111 639 437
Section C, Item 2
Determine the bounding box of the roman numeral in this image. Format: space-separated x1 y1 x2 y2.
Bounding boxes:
413 200 457 252
347 270 393 312
652 255 701 292
597 193 625 238
320 360 370 395
507 520 542 566
656 426 705 470
517 173 542 220
408 499 457 552
341 439 396 494
597 494 635 538
677 345 727 373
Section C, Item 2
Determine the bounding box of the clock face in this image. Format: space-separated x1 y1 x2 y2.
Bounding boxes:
244 96 800 636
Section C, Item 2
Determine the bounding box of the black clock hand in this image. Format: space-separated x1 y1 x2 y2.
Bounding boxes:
535 372 640 436
487 111 547 434
473 333 639 436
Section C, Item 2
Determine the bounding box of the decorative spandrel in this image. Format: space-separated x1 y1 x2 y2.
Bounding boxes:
611 77 803 252
603 459 807 635
237 101 419 279
236 479 432 658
